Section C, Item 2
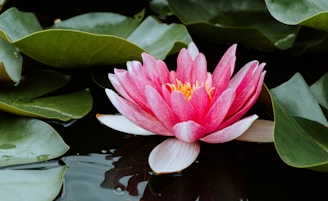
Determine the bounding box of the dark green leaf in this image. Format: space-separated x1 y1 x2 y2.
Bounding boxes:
271 73 328 172
0 8 192 68
0 70 92 121
168 0 299 50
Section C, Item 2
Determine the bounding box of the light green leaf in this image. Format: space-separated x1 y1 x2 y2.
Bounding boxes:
0 165 67 201
127 16 192 59
0 114 69 167
271 73 327 125
310 72 328 110
0 7 192 68
265 0 328 32
271 73 328 172
168 0 299 50
0 37 22 83
0 70 92 121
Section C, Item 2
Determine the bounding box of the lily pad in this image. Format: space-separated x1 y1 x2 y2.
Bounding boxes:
310 72 328 110
0 70 93 121
0 165 67 201
271 73 328 172
265 0 328 32
0 7 192 68
51 10 145 37
0 37 22 83
168 0 299 51
0 113 69 167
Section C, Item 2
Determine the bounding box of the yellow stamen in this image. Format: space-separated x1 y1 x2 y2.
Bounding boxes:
167 79 214 101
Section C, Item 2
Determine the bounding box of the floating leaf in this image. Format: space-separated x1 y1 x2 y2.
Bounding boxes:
0 70 92 121
265 0 328 32
310 72 328 110
168 0 299 51
0 113 69 167
0 37 22 83
0 165 67 201
51 10 145 37
271 73 327 125
0 7 192 68
271 73 328 172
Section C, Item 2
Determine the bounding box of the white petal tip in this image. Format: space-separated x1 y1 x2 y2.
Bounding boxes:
148 138 200 174
96 114 155 135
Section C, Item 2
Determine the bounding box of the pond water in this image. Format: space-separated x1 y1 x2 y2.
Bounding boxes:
4 0 328 200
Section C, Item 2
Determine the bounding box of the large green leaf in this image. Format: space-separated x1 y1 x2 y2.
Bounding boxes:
0 70 93 121
0 7 192 68
168 0 299 51
0 37 22 83
271 73 328 172
0 165 67 201
0 114 69 167
265 0 328 32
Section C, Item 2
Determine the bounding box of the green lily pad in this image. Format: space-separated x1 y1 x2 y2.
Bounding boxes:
0 165 67 201
265 0 328 32
168 0 299 51
0 7 192 68
310 72 328 110
51 10 144 37
0 70 93 121
0 37 22 83
271 73 328 172
0 113 69 167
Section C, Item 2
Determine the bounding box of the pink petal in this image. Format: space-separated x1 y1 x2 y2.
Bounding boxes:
221 71 266 128
106 89 172 136
191 53 207 83
176 48 193 82
212 44 237 98
204 89 235 132
141 53 170 86
189 87 211 123
170 91 195 122
148 138 200 174
200 114 258 143
96 114 155 135
108 73 136 105
146 86 179 130
173 120 206 142
114 68 150 112
226 61 265 116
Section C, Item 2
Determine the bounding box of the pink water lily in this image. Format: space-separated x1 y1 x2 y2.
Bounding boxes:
97 42 266 174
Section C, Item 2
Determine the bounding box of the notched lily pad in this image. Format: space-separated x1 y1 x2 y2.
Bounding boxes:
0 7 192 68
0 69 93 121
271 73 328 172
0 113 69 167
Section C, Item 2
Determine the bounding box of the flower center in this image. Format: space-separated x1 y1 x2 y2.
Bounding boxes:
167 79 214 101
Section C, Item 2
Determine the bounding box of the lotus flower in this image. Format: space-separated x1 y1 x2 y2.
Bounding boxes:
97 42 266 174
